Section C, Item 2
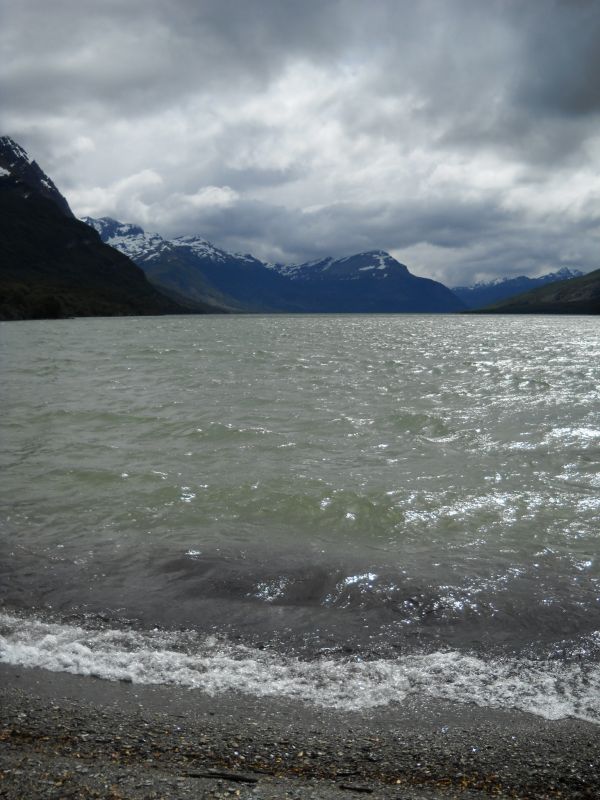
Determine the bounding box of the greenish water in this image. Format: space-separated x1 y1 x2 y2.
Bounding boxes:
1 314 599 719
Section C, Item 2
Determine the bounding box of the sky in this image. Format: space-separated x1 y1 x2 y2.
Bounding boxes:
2 0 600 285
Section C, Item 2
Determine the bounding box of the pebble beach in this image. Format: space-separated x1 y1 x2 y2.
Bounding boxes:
1 663 598 800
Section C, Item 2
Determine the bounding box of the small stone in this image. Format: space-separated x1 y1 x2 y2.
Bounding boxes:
339 784 374 794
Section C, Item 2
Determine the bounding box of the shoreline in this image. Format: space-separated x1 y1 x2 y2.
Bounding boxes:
0 663 598 799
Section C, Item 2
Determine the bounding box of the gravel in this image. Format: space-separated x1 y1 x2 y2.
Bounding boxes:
0 663 598 799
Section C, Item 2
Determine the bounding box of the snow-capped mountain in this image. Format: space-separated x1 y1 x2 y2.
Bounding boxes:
86 216 465 313
478 267 600 314
3 134 593 318
85 216 301 312
0 135 73 217
275 249 464 311
84 217 176 262
84 217 261 268
0 135 464 315
0 139 189 320
272 250 409 281
453 268 585 309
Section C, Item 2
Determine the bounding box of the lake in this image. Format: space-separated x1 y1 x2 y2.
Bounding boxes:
1 314 599 721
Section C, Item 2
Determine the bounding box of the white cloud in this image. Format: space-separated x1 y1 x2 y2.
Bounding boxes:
3 0 600 282
181 186 239 210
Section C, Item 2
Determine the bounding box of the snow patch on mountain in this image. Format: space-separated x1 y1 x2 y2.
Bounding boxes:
273 257 332 278
452 267 587 309
272 250 403 281
357 252 390 271
0 136 32 166
545 267 585 281
0 135 73 217
83 217 171 263
453 267 584 292
173 235 228 262
84 217 407 284
86 218 251 267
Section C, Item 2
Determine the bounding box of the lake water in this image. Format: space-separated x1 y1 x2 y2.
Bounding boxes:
1 314 599 721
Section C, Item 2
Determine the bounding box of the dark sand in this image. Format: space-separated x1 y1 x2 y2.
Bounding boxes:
0 662 598 799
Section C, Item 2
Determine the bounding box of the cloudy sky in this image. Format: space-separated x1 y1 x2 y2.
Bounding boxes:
2 0 600 284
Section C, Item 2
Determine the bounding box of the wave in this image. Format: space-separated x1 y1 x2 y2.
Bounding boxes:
1 611 598 724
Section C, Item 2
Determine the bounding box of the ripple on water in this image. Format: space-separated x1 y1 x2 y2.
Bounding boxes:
1 315 600 671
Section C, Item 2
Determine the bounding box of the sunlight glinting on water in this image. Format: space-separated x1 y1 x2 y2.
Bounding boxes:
1 314 600 717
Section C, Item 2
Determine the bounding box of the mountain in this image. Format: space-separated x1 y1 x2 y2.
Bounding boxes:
0 135 73 217
87 217 465 313
0 137 195 320
453 268 585 309
271 250 466 313
84 217 301 312
474 269 600 314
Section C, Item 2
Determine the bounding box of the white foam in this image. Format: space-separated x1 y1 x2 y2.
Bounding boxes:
0 612 598 723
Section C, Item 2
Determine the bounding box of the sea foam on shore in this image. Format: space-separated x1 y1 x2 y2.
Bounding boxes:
1 611 598 723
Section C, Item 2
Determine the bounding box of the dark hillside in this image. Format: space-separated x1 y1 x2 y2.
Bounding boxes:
0 180 186 320
475 269 600 314
0 136 193 320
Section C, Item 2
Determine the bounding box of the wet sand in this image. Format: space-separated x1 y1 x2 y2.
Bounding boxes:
0 662 597 799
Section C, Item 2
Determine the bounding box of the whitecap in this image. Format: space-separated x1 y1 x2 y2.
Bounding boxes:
1 612 598 724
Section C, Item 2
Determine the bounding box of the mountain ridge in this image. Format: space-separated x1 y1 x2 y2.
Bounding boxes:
6 135 593 319
86 216 465 314
454 268 585 309
0 139 198 320
0 136 74 218
84 216 298 312
473 269 600 314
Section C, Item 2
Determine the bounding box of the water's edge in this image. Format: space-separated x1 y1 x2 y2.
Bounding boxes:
2 610 599 724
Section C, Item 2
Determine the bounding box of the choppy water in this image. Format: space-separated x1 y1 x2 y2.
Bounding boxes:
1 314 600 721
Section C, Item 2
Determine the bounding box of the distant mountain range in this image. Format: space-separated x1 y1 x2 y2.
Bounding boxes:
474 269 600 314
85 217 466 314
83 217 301 313
0 136 193 320
453 269 584 309
1 135 598 319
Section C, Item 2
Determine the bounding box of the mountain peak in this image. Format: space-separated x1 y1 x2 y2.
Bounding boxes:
0 135 33 168
172 234 228 261
82 216 169 263
453 266 588 309
548 266 584 281
277 249 409 280
357 249 393 258
175 234 212 247
0 135 73 217
83 216 145 239
85 214 464 313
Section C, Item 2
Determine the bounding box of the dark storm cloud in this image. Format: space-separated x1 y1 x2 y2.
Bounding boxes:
2 0 600 283
427 0 600 167
177 195 510 266
514 0 600 117
1 0 350 115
